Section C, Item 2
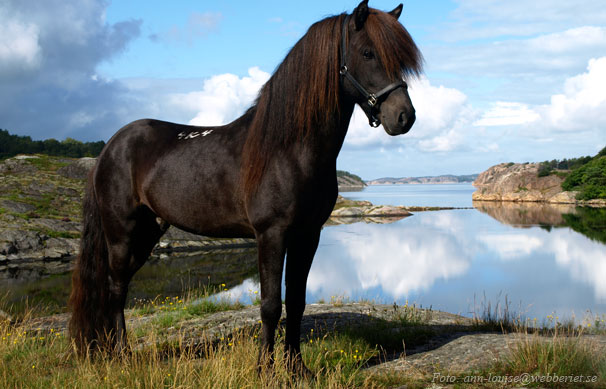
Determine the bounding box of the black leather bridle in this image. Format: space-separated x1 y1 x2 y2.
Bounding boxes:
340 15 407 127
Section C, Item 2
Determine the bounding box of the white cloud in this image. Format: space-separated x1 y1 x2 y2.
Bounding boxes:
183 67 270 126
0 18 41 75
471 56 606 138
427 26 606 107
0 0 141 140
474 102 540 127
409 77 471 137
446 0 606 41
417 129 464 152
537 56 606 131
527 26 606 54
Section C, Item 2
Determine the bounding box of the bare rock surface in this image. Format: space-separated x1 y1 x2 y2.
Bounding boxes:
472 163 574 203
56 157 97 179
473 163 606 207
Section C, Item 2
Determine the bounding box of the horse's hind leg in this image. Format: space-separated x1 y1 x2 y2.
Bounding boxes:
105 206 167 352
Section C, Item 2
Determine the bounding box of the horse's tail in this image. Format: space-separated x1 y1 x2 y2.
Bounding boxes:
68 173 111 354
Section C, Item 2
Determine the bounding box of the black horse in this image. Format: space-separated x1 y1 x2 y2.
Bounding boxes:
69 0 422 373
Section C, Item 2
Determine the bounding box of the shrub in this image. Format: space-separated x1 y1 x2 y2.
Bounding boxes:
562 157 606 200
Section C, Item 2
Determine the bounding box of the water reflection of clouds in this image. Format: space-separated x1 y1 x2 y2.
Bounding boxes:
477 228 606 301
307 210 606 307
550 229 606 301
477 234 544 260
217 209 606 314
307 215 470 300
210 278 260 304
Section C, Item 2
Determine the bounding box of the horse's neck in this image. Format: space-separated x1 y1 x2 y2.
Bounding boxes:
307 101 356 164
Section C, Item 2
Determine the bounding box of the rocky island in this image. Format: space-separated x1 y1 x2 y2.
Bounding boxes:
473 159 606 207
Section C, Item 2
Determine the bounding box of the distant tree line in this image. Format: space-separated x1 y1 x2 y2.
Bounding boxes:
0 129 105 159
537 156 593 177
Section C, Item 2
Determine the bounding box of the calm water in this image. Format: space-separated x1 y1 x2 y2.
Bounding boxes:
218 185 606 322
3 184 606 323
341 183 475 208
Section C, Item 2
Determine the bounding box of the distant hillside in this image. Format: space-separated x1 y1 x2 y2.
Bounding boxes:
337 170 366 190
0 129 105 160
367 174 478 185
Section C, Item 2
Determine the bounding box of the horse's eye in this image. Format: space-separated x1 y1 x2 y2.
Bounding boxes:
363 49 375 60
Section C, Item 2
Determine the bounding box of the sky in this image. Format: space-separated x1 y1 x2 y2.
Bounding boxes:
1 0 606 179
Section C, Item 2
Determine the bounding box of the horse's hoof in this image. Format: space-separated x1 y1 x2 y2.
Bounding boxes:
288 358 313 379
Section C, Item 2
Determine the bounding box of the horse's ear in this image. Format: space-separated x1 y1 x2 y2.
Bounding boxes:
389 4 403 20
354 0 370 30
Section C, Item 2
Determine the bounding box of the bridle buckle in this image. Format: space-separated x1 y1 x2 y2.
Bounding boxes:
367 94 377 108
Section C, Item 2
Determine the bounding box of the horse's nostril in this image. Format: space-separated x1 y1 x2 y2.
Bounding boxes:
399 112 407 124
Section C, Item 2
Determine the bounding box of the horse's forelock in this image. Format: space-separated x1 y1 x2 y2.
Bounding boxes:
365 9 424 81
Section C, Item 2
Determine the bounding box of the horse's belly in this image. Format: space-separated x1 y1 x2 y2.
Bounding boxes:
141 171 253 238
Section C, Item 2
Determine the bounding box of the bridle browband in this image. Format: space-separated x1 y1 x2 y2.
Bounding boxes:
340 14 406 127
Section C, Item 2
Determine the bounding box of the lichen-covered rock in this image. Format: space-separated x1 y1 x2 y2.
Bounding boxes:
0 199 37 213
331 204 412 217
473 163 577 203
0 156 39 175
0 230 45 255
56 157 97 179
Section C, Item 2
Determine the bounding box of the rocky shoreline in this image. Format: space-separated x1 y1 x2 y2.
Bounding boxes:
472 162 606 206
0 195 438 279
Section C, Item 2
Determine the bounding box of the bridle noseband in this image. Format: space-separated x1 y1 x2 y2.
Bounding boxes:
340 15 406 127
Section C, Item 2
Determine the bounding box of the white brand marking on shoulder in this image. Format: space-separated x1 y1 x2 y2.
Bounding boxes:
177 130 213 140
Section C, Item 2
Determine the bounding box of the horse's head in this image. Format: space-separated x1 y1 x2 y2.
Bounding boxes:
340 0 423 135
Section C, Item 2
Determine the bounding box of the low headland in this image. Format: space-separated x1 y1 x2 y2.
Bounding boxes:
472 147 606 207
367 174 478 185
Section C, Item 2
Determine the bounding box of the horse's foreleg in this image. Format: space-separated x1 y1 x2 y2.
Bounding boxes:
256 227 287 369
284 227 321 375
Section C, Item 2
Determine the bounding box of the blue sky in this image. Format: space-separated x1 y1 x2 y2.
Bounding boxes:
2 0 605 179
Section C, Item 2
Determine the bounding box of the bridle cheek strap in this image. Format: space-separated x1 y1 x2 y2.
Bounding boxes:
340 15 406 128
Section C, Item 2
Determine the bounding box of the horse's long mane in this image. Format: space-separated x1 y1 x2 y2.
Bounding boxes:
242 9 423 194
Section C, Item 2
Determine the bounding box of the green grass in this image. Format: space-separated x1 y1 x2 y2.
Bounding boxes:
0 297 404 388
24 154 70 171
1 292 606 388
492 334 606 387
